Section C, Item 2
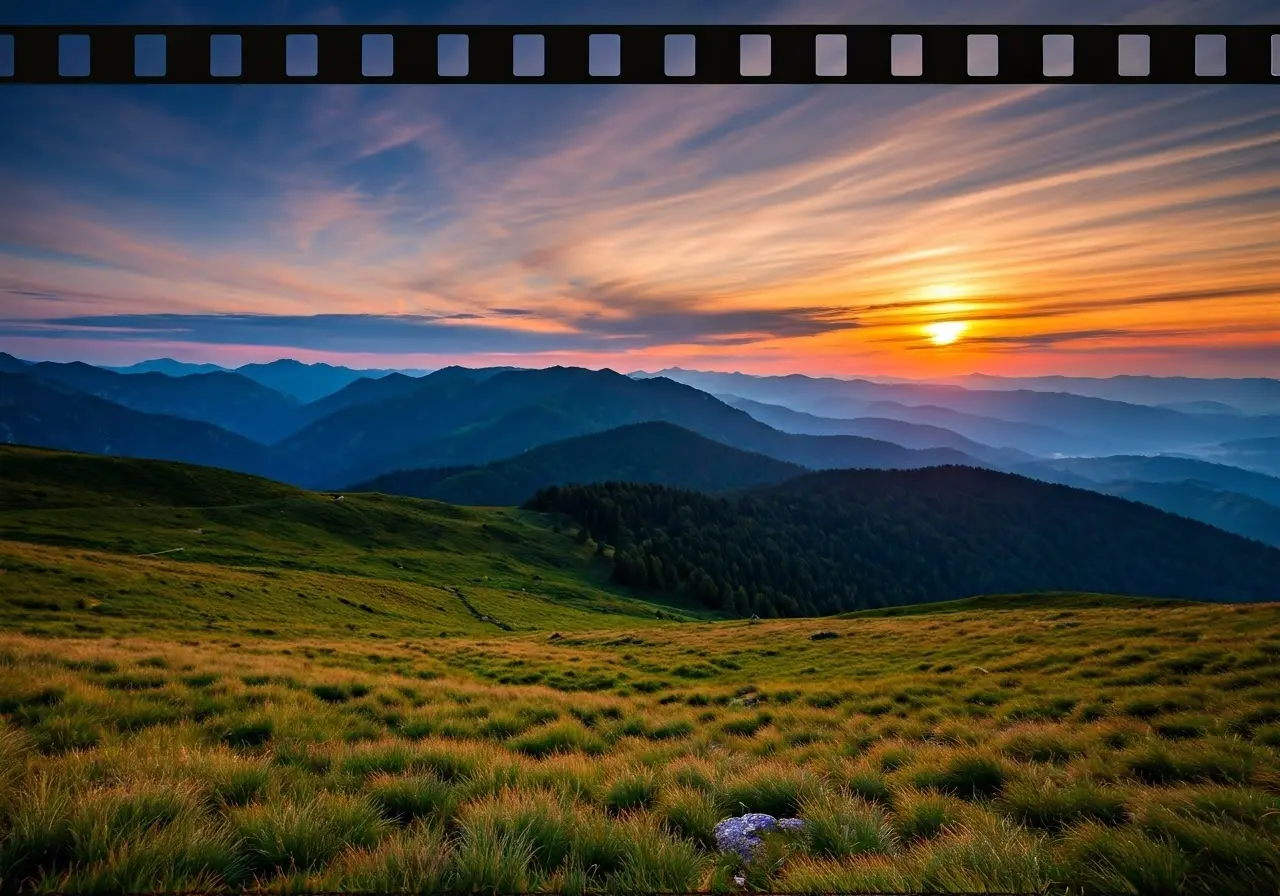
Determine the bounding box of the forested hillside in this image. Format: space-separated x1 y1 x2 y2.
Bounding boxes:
526 466 1280 617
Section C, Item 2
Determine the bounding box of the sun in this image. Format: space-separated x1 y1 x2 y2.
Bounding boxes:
923 320 969 346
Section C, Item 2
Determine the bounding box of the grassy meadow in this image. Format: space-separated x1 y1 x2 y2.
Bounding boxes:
1 447 1280 893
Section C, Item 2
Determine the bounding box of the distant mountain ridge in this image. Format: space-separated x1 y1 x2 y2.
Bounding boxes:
642 368 1280 455
954 373 1280 416
271 365 987 488
0 372 268 475
720 394 1034 467
0 358 987 491
5 352 1280 550
106 357 434 402
349 421 807 505
10 357 301 444
1016 454 1280 509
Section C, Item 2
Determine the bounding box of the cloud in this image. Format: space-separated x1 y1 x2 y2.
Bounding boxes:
1 0 1278 377
0 306 863 354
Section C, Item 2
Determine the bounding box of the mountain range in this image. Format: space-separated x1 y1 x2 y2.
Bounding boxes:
642 368 1280 457
350 421 807 505
4 351 1280 547
105 357 433 402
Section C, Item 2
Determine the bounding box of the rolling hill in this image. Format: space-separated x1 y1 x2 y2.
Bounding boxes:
4 445 1280 894
0 445 704 639
349 421 807 505
0 373 270 476
527 465 1280 616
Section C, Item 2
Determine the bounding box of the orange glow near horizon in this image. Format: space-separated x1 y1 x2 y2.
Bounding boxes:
1 80 1279 378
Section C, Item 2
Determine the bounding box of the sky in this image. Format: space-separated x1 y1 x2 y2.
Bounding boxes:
0 0 1278 378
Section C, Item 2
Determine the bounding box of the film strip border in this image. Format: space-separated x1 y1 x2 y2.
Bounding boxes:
0 25 1278 84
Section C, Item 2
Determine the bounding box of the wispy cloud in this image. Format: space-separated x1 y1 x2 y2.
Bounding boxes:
0 0 1277 376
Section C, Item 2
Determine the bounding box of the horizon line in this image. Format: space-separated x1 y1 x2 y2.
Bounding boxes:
3 349 1278 384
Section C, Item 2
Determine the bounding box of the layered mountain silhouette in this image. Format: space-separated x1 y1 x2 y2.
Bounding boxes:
1015 454 1280 509
349 421 807 505
271 366 985 487
1200 436 1280 477
6 356 300 444
107 357 432 402
5 351 1280 553
0 372 268 475
720 395 1034 467
955 373 1280 416
647 368 1280 456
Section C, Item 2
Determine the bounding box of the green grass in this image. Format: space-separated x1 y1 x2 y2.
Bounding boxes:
0 445 713 642
1 446 1280 893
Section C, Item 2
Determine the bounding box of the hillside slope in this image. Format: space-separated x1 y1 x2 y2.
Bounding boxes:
350 422 807 505
0 445 705 639
527 466 1280 616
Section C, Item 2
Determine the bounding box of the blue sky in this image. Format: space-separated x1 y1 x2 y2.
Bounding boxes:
0 0 1278 377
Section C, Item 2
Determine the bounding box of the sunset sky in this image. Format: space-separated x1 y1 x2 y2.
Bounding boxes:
0 0 1277 378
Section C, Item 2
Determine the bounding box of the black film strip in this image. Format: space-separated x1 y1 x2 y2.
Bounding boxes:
0 25 1277 84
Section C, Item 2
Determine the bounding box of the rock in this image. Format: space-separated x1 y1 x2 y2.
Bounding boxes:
809 630 839 640
713 813 806 860
548 632 563 641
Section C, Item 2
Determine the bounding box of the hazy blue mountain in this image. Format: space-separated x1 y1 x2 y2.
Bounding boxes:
645 368 1280 455
0 372 269 475
956 373 1280 416
807 399 1081 456
0 352 32 374
720 394 1036 466
1194 436 1280 478
274 366 985 488
231 359 409 403
293 365 524 431
1094 479 1280 547
349 421 808 505
1155 400 1246 416
293 372 434 430
108 358 228 377
14 360 301 444
1015 455 1280 509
